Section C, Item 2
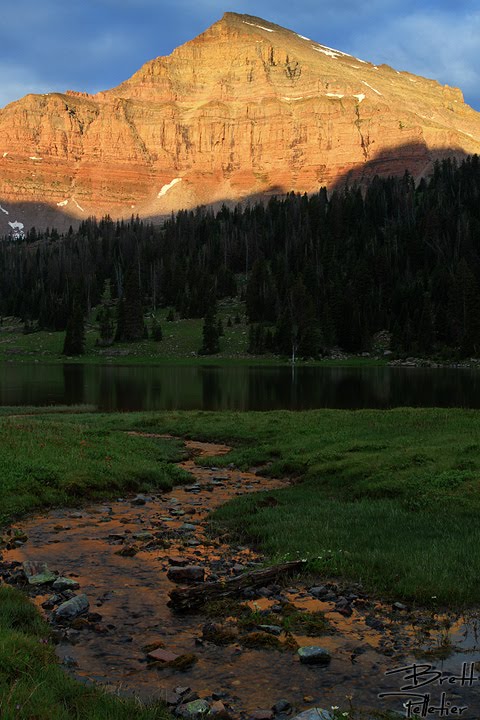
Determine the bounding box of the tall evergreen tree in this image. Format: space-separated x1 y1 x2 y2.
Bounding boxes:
63 298 85 356
115 269 145 342
199 305 220 355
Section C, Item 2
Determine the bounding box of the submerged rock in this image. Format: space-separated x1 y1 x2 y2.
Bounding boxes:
22 561 56 586
54 593 89 621
251 711 274 720
52 577 80 592
167 565 205 583
272 700 291 714
147 647 179 663
297 646 331 665
291 710 333 720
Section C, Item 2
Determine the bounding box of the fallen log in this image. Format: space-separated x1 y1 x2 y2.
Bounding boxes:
168 559 307 612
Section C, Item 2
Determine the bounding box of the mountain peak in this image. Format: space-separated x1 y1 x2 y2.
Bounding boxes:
0 13 479 233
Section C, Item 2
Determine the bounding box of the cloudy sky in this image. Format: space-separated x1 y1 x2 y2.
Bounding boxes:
1 0 479 110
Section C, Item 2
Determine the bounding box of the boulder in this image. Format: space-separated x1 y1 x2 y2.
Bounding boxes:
175 700 211 719
54 594 89 621
297 646 331 665
22 561 56 586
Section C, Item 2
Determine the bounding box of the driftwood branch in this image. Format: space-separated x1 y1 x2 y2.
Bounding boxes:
168 559 306 612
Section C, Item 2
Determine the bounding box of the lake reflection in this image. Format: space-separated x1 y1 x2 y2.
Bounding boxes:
1 363 480 410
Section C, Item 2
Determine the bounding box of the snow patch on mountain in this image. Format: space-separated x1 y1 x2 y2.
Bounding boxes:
57 200 69 207
8 220 25 240
362 81 382 96
158 178 182 197
312 46 340 59
0 205 9 215
244 21 274 32
72 198 84 212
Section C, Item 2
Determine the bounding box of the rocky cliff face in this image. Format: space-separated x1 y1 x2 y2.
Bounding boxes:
2 12 480 232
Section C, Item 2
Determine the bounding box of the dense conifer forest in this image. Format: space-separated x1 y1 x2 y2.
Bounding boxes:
2 155 480 358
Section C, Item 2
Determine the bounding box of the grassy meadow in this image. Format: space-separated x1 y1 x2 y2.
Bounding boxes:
0 307 387 366
125 407 480 606
1 407 479 718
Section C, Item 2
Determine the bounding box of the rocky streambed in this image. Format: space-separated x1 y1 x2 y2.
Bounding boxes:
2 436 480 719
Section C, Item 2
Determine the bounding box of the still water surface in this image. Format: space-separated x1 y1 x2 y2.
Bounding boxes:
1 362 480 410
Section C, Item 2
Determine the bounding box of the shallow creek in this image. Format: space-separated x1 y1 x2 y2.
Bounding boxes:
4 436 480 718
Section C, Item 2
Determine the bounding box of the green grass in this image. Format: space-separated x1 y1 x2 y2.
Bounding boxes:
0 309 388 366
118 407 480 606
0 415 188 526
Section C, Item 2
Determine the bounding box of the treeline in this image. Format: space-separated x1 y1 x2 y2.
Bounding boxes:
2 154 480 357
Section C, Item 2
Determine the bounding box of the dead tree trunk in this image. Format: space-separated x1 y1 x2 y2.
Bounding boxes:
168 560 306 612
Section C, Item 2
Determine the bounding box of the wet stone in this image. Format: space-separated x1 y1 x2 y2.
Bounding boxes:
210 700 228 716
23 561 56 586
272 700 291 715
133 531 154 541
166 691 182 706
54 593 89 621
176 699 211 719
167 565 205 583
258 625 283 636
251 711 274 720
147 647 179 663
62 655 78 668
167 555 190 566
131 495 148 506
292 711 333 720
297 646 331 665
365 616 385 631
52 577 80 592
41 594 63 609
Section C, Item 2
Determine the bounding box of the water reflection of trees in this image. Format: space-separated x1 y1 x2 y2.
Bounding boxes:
63 364 85 406
3 364 480 411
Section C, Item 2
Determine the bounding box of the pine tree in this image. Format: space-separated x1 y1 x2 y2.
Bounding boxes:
199 305 220 355
115 269 145 342
151 316 163 341
63 299 85 356
97 279 115 346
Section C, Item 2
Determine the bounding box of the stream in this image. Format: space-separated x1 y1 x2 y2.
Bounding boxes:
3 436 480 718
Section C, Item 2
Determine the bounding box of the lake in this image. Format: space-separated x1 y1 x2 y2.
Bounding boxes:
1 362 480 410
